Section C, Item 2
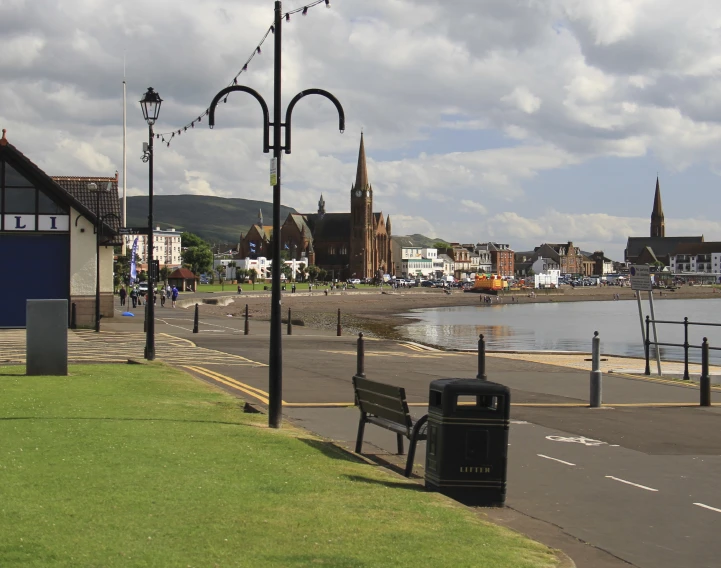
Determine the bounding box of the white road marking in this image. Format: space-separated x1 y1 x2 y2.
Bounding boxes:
546 435 607 446
511 420 530 424
694 503 721 513
537 454 576 466
605 476 658 492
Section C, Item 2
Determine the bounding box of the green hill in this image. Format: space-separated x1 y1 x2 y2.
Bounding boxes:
126 195 297 245
126 195 442 249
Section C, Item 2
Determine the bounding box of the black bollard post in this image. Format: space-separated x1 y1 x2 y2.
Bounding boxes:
337 308 342 337
683 317 690 380
356 332 365 378
476 334 487 380
644 315 651 375
244 304 249 336
700 337 711 407
193 303 199 334
70 302 77 330
287 307 292 335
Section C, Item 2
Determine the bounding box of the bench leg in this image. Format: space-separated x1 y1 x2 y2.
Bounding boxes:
355 413 367 454
397 433 404 455
405 415 428 478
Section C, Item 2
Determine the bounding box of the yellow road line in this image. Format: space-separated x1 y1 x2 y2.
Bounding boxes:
184 366 270 404
611 371 721 391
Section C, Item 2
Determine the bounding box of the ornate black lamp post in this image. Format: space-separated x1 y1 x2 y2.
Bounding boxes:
140 87 162 360
208 0 344 428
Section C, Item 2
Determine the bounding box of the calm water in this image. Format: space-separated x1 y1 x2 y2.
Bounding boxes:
400 298 721 364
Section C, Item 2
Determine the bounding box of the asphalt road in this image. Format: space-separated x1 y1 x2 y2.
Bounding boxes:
107 302 721 568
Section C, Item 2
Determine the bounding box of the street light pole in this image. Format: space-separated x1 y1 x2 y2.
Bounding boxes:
269 0 283 428
140 87 162 361
208 0 345 428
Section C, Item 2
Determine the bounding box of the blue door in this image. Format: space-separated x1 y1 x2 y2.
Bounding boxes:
0 233 70 327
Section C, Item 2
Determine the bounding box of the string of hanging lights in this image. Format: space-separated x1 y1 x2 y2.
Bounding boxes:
154 0 331 148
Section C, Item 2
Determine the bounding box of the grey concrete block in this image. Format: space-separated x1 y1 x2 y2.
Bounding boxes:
26 299 68 376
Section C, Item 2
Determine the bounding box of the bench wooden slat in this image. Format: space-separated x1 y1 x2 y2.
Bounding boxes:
366 415 408 435
359 401 411 428
354 377 405 398
356 388 407 411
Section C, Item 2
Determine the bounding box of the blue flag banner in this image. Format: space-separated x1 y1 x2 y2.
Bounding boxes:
130 237 139 283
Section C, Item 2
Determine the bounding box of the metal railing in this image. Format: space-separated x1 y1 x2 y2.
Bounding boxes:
644 316 721 380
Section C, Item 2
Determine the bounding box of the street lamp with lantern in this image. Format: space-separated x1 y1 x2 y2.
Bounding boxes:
140 87 162 360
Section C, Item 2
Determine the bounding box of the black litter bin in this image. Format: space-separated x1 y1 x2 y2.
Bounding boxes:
425 378 510 506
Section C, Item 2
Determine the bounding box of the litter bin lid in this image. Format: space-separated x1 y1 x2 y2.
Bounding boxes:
429 378 509 394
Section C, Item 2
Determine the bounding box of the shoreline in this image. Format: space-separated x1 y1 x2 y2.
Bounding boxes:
198 285 721 343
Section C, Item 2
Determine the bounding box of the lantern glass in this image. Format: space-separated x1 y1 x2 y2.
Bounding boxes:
140 87 162 125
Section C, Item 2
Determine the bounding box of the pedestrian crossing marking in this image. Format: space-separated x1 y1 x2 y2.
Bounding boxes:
0 329 267 367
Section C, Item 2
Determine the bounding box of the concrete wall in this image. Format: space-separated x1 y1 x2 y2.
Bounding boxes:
69 206 115 326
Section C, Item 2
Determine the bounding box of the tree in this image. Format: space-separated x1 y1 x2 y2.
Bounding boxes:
227 261 237 282
181 232 207 248
249 268 258 290
307 265 319 283
159 266 172 285
318 268 328 283
281 264 293 282
115 255 130 286
433 241 450 251
181 245 213 275
237 268 249 283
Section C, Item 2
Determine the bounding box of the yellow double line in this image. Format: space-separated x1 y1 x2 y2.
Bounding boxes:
185 365 270 404
184 365 355 408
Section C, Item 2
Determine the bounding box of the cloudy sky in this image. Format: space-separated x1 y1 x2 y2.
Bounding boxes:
2 0 721 260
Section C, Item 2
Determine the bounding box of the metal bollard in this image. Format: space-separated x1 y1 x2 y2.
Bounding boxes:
700 337 711 407
683 317 690 380
337 308 342 337
356 332 365 378
193 303 199 334
70 302 77 329
476 334 487 380
590 331 602 407
287 307 292 336
644 316 651 375
244 304 249 335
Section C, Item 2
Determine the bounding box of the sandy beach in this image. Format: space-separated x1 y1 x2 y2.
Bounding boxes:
198 284 720 340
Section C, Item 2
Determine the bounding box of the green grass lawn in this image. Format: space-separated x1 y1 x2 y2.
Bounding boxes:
0 364 558 568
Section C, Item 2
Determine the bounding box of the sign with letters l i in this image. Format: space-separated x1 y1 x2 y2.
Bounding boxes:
270 157 277 186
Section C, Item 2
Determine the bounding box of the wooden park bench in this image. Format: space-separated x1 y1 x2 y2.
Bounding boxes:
352 376 428 477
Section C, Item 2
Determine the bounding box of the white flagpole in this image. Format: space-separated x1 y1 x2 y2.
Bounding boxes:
121 56 128 254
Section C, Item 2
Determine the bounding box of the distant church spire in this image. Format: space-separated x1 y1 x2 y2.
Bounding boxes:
318 194 326 218
258 208 264 226
650 176 665 238
354 131 369 191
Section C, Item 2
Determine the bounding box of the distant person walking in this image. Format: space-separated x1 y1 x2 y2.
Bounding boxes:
130 287 138 308
119 286 127 306
237 284 242 295
171 286 179 308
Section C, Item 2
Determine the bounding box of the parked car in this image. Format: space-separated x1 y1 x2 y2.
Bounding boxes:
348 278 361 285
138 283 149 296
420 280 434 287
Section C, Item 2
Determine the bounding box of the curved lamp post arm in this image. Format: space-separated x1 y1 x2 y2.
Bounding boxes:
284 88 345 154
208 86 271 153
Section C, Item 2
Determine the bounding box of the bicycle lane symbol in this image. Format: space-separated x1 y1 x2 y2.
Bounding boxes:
545 435 608 446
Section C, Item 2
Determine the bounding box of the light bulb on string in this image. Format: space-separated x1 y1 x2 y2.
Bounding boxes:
302 6 308 15
325 0 330 7
285 12 290 21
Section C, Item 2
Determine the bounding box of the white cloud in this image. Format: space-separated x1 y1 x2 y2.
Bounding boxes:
501 87 542 114
1 0 721 261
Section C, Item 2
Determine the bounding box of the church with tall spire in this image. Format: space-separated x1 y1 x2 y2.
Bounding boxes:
239 132 392 280
625 177 703 265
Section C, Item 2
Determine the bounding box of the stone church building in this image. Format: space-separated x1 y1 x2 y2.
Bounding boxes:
237 133 392 281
